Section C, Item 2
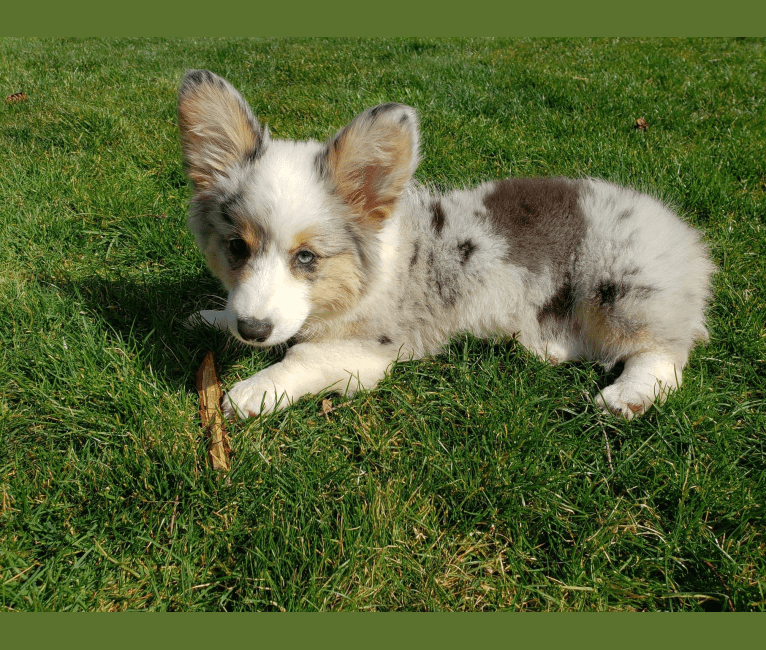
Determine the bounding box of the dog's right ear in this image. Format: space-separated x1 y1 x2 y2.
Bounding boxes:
318 103 420 230
178 70 266 191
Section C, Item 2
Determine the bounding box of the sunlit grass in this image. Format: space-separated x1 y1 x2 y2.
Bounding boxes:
1 37 764 611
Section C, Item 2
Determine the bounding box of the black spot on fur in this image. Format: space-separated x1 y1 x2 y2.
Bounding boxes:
482 178 586 277
245 141 266 162
314 152 327 179
597 280 626 306
409 241 420 269
617 208 634 221
431 201 446 236
219 192 242 226
368 103 401 119
378 335 392 345
345 223 371 277
458 239 476 265
426 250 460 307
538 273 576 323
182 69 215 88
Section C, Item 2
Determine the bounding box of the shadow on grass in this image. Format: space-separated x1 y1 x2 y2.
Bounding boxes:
55 268 274 392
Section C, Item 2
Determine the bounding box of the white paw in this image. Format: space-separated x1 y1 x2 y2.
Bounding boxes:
594 382 659 420
594 353 682 420
222 373 289 420
184 309 229 331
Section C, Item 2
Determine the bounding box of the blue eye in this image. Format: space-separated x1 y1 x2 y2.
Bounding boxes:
296 250 315 265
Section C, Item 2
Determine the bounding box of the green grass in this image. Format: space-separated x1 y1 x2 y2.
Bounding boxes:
1 37 764 611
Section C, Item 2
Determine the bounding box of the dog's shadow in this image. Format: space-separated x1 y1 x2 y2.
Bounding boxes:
61 269 274 392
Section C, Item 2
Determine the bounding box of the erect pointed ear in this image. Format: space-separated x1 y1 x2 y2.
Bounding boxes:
317 103 420 229
177 70 268 191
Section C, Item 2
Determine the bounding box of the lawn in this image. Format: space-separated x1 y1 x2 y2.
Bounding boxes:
1 37 764 611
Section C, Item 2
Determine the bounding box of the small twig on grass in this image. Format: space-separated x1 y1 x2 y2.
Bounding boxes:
601 423 614 473
169 483 181 536
196 351 231 471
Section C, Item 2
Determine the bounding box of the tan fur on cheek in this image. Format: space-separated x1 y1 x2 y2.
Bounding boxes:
309 253 363 317
203 239 246 291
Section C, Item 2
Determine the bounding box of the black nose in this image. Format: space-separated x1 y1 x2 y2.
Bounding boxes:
237 318 274 343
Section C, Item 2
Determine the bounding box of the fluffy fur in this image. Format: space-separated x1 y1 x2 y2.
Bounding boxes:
178 70 715 420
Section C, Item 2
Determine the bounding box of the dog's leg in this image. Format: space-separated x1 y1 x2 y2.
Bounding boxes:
185 309 229 331
222 341 397 419
541 338 586 365
594 351 682 419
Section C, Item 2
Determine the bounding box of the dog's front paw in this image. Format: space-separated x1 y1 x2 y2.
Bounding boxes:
222 373 290 420
594 383 650 420
184 309 229 331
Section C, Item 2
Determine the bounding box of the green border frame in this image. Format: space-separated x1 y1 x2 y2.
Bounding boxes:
4 612 765 645
3 1 766 36
2 13 764 637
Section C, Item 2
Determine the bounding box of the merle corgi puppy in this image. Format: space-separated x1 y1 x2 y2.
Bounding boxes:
178 70 714 420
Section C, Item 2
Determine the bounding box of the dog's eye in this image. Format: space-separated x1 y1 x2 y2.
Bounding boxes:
228 238 249 258
296 250 315 265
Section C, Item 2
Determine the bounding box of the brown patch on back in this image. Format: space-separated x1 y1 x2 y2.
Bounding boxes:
482 178 585 275
537 273 575 325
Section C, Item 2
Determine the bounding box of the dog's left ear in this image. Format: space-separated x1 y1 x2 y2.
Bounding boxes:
318 103 420 229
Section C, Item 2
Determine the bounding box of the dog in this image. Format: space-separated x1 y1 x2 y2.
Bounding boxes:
177 69 714 421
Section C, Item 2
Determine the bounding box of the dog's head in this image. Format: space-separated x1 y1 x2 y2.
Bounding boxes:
178 70 420 346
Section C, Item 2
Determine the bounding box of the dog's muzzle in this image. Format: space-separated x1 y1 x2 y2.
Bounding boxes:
237 317 274 344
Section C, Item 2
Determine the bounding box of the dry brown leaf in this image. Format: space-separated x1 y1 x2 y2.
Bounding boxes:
196 351 231 471
633 117 648 131
5 92 28 103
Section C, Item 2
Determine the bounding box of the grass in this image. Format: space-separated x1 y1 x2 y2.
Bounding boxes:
1 37 764 611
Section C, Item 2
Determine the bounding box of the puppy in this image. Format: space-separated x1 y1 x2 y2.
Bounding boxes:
178 70 714 420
